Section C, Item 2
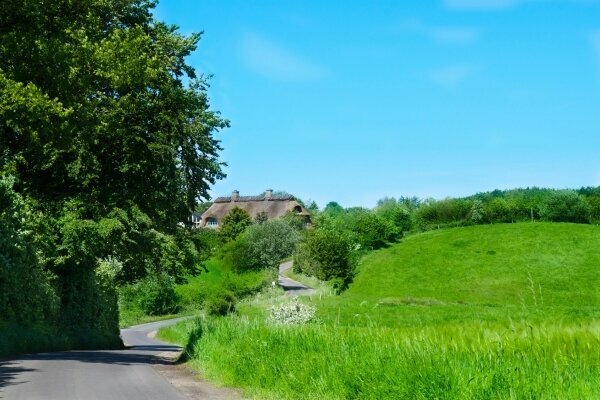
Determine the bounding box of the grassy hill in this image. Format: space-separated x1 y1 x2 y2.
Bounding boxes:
318 222 600 326
159 222 600 399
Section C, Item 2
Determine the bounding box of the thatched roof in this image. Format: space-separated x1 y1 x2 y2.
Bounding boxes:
199 191 310 227
213 194 295 203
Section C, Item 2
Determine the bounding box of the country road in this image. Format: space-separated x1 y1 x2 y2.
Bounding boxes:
278 261 315 295
0 318 201 400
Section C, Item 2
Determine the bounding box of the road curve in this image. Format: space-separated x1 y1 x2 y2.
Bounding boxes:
278 261 315 296
0 318 189 400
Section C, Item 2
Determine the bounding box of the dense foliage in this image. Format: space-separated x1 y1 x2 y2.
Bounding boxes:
411 187 600 230
0 176 58 326
293 228 356 293
225 219 300 272
219 207 252 242
0 0 225 349
119 271 180 316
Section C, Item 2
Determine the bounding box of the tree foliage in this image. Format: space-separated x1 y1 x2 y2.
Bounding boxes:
226 219 300 272
0 0 226 345
538 190 590 223
219 207 252 242
0 176 59 325
293 228 356 293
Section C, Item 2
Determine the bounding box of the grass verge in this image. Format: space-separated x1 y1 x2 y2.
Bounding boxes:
159 316 600 399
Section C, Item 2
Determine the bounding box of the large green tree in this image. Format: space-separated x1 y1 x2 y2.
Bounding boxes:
0 0 226 341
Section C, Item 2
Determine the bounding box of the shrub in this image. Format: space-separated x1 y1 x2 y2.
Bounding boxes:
293 228 356 292
120 272 181 316
346 210 393 249
224 219 300 272
468 199 485 223
205 291 236 316
539 190 590 223
219 207 252 242
413 198 471 229
268 297 316 325
281 211 306 231
587 196 600 224
375 197 413 235
484 198 513 223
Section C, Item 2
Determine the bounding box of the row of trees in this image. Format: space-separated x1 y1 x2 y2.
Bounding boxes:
1 0 225 350
413 188 600 230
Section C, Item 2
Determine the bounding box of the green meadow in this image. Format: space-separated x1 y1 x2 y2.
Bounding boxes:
159 222 600 399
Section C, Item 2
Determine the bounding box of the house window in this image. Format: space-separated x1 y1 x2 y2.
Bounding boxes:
207 217 218 227
293 205 302 214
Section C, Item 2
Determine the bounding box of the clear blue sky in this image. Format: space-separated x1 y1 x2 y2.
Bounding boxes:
154 0 600 208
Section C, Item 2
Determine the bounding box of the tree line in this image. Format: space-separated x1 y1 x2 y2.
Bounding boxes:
0 0 225 354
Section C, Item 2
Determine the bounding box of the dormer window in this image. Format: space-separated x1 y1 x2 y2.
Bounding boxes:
293 205 302 214
207 217 218 227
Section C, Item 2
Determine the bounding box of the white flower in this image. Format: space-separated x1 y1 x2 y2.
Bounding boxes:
268 297 316 325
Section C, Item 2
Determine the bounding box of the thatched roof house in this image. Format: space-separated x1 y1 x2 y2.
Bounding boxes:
198 189 310 228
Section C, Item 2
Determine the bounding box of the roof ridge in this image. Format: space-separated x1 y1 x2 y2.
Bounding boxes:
213 194 295 203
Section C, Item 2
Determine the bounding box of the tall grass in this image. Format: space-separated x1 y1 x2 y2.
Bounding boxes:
158 223 600 398
160 317 600 399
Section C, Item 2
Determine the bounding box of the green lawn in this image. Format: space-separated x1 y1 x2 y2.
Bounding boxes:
159 222 600 399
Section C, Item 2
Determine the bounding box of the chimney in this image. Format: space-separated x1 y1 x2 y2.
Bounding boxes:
265 189 273 200
231 190 239 202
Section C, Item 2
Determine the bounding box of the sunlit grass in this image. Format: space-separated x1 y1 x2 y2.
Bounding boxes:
159 222 600 399
160 316 600 399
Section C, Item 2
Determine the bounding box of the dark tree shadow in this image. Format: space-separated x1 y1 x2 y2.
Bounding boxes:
0 360 36 389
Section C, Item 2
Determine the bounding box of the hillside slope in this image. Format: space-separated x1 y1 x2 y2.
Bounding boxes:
321 222 600 326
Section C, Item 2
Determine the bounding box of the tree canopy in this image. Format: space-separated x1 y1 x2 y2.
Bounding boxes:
0 0 226 343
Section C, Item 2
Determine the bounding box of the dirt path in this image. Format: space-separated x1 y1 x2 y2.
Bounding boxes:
278 261 315 296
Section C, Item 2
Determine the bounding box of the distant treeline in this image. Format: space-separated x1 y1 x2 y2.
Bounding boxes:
317 186 600 244
411 187 600 230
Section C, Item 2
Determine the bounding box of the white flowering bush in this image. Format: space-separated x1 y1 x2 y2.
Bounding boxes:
268 297 316 325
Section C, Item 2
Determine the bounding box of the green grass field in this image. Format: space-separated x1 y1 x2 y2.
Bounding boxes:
159 223 600 399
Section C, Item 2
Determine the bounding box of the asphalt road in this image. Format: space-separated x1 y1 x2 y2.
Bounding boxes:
278 261 315 295
0 318 190 400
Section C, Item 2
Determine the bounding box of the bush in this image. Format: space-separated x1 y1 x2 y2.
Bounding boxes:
120 272 181 316
413 198 471 230
587 196 600 224
346 209 394 249
223 219 300 272
205 291 236 316
484 198 514 223
375 197 413 235
468 199 485 223
268 297 316 325
0 175 59 326
539 190 590 223
293 228 356 292
219 207 252 242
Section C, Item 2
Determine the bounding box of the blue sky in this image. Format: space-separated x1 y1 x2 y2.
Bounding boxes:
155 0 600 208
